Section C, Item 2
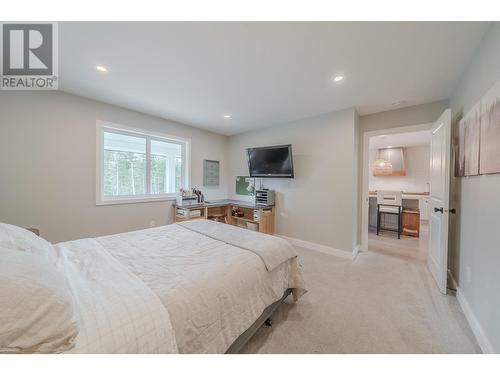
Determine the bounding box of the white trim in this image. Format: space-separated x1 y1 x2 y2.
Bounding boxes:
352 245 361 260
361 122 433 252
279 235 355 260
95 195 176 206
95 120 191 206
145 132 152 194
447 269 458 291
96 123 104 205
97 120 190 144
456 288 495 354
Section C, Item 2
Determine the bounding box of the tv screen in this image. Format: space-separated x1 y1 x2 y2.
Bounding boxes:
246 144 294 178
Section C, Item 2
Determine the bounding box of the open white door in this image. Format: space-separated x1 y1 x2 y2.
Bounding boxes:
427 109 452 294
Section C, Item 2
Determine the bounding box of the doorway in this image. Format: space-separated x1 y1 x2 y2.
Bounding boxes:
365 127 432 263
361 110 452 294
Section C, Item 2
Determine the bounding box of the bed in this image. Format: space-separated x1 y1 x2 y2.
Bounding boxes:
0 220 306 354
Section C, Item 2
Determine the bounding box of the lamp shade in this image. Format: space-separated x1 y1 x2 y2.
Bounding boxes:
373 158 393 176
373 147 406 176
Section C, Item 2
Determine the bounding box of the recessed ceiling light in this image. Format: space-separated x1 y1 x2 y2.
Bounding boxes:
96 65 108 72
333 75 344 83
223 114 231 119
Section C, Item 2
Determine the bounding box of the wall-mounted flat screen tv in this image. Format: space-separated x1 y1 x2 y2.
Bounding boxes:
246 144 294 178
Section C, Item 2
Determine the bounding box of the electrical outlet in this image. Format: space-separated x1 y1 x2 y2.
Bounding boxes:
466 266 472 284
149 220 156 227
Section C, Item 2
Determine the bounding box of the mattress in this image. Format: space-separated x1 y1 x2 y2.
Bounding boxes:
57 220 306 353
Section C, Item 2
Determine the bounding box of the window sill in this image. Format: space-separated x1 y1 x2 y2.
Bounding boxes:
96 195 176 206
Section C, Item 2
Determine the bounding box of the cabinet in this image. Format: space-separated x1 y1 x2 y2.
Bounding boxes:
419 198 430 221
226 205 275 234
402 209 420 237
174 201 275 235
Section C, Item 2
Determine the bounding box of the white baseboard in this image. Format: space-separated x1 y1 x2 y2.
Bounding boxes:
279 235 355 260
352 245 360 260
447 269 458 290
456 288 495 354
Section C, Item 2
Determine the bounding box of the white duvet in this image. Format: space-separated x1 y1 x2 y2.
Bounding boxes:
58 220 306 354
55 239 178 354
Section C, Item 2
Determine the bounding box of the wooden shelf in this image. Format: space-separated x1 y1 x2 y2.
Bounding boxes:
232 216 258 224
175 216 193 221
175 204 274 235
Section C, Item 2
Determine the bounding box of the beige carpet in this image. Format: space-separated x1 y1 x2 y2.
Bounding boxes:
368 223 429 262
241 247 481 354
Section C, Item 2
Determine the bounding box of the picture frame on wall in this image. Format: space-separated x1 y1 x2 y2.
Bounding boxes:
203 159 220 186
453 133 463 178
457 102 480 177
455 123 464 177
480 78 500 175
455 77 500 178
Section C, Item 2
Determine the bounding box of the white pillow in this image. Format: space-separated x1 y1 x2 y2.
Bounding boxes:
0 223 56 263
0 247 79 353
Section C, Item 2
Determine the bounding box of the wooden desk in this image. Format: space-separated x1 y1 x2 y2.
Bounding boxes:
368 191 429 236
368 191 429 200
174 200 275 235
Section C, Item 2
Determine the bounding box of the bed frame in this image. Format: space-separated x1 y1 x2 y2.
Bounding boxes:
225 288 293 354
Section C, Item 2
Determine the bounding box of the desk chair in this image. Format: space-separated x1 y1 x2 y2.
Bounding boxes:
376 190 403 239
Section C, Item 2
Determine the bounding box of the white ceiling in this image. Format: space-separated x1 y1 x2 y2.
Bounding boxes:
59 22 489 136
369 130 431 150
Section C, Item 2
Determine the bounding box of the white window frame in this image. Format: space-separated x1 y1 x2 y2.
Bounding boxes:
96 120 191 205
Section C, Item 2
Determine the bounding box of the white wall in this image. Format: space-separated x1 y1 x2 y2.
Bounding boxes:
449 23 500 353
359 100 449 135
227 108 359 254
369 145 430 192
0 91 228 243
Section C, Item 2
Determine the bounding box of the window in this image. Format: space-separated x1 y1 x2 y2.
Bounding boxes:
97 122 189 205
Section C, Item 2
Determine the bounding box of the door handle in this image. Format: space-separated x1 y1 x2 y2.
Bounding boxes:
446 208 456 214
434 207 444 213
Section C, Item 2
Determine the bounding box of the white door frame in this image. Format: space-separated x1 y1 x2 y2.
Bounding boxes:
360 122 433 252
